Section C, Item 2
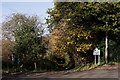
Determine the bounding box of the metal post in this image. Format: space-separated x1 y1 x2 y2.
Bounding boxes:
98 55 100 65
95 55 96 65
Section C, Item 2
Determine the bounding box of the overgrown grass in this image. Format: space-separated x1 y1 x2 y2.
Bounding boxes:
70 61 119 72
2 68 55 73
32 69 51 73
108 62 118 65
3 68 29 73
2 67 59 73
3 61 118 74
70 62 105 72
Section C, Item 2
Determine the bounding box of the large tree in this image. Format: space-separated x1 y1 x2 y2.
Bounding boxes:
47 2 120 64
47 3 100 69
2 13 45 69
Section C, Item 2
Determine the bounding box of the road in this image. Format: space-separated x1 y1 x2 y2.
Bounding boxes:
2 68 119 79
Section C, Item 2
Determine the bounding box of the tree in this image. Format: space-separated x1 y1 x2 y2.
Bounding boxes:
85 2 120 63
2 39 13 62
47 2 120 64
51 26 96 69
47 3 99 69
2 13 45 69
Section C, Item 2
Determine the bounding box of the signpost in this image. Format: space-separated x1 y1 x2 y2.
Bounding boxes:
93 48 100 65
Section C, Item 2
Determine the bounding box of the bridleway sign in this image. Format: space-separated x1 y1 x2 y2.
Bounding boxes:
93 48 100 55
93 48 100 65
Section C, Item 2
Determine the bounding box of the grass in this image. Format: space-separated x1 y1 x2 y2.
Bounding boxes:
2 67 58 74
3 61 118 74
70 61 119 72
70 62 105 72
107 62 118 65
32 69 47 73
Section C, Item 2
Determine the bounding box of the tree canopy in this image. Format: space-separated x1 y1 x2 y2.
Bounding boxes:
47 2 120 66
2 14 46 69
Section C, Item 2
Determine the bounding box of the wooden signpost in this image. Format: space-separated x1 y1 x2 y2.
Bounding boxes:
93 48 100 65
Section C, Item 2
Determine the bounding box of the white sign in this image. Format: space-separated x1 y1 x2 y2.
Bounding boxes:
93 48 100 55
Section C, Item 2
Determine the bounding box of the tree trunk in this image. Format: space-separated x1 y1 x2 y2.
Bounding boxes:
34 54 38 70
105 31 108 64
34 62 37 70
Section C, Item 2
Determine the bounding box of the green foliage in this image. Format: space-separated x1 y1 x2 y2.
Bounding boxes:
47 2 120 32
2 13 46 69
47 2 120 69
108 40 120 62
11 14 44 56
2 2 120 72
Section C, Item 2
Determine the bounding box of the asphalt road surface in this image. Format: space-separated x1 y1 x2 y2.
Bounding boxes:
2 68 119 79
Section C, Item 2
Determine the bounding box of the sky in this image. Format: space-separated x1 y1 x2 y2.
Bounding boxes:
1 0 53 2
2 2 54 22
1 2 54 34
